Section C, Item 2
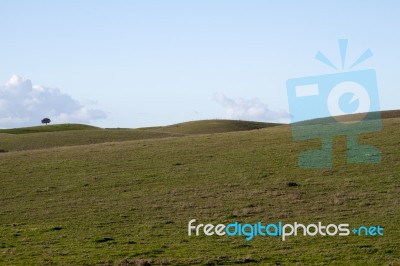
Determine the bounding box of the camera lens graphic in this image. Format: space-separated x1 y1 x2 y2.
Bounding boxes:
327 81 371 123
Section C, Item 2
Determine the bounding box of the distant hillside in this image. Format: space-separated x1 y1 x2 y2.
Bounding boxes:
0 120 281 152
0 123 99 134
0 129 180 152
294 109 400 125
0 111 398 152
381 109 400 119
145 119 281 135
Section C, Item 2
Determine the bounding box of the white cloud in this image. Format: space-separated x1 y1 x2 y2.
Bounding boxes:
0 75 106 128
214 93 289 122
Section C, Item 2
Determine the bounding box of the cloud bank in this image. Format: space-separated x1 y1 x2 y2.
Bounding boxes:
0 75 106 128
214 93 288 122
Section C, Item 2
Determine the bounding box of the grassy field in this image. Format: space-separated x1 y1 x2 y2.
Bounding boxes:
0 114 399 265
144 120 281 135
0 124 100 134
0 120 279 152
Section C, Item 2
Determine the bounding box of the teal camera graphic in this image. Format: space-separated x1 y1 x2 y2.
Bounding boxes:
287 40 382 168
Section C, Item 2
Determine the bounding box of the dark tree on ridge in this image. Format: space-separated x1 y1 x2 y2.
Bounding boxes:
41 118 51 125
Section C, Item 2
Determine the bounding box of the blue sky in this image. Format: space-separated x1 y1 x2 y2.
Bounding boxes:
0 1 399 128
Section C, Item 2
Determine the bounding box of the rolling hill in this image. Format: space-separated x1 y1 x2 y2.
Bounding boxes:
0 123 100 134
0 120 280 152
0 112 399 265
144 120 281 135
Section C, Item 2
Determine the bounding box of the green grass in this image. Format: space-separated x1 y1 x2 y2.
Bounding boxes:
295 110 400 125
0 120 279 152
0 114 399 265
0 129 180 152
0 123 99 134
144 120 281 135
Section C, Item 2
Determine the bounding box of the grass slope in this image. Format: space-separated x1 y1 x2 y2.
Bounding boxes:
0 114 399 265
295 109 400 125
146 120 281 135
0 129 180 152
0 123 99 134
0 120 279 152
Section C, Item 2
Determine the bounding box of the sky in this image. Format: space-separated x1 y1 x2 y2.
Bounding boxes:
0 1 399 128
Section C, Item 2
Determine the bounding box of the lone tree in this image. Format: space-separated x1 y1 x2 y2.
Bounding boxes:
41 118 51 125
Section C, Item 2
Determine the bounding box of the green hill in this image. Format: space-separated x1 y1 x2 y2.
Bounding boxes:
0 120 280 152
0 113 399 265
294 109 400 125
0 123 99 134
0 129 180 152
146 119 281 135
